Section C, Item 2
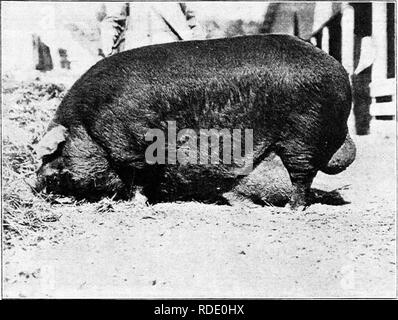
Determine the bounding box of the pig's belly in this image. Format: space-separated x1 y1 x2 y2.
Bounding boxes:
157 163 243 202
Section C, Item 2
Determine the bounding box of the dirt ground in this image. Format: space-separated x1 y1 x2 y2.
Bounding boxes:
2 76 396 298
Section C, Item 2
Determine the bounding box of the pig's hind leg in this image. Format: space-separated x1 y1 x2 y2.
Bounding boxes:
275 139 319 210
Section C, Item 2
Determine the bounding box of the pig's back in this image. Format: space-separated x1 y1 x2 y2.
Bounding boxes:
56 34 350 140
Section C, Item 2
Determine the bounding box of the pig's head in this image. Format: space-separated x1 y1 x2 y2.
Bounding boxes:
35 123 126 200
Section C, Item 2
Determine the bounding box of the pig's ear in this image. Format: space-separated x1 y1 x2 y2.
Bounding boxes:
35 125 68 159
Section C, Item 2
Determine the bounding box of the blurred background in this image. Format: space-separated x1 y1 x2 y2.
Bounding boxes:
1 1 396 135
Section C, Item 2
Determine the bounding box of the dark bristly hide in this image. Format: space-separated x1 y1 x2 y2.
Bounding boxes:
35 34 355 208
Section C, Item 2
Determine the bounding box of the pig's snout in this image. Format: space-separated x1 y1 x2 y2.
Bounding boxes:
35 163 62 193
34 123 69 193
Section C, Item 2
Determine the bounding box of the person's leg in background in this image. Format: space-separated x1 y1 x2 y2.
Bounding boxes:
179 2 205 40
124 2 205 50
97 3 129 57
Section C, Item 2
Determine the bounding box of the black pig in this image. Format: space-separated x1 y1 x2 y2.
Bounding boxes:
35 34 355 208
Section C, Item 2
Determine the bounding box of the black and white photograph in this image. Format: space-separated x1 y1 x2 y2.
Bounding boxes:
1 0 396 299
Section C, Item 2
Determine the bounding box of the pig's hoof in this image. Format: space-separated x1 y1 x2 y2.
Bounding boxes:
287 188 309 210
284 202 307 211
133 189 149 207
